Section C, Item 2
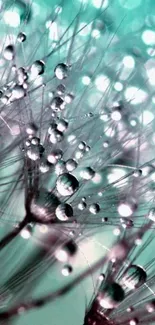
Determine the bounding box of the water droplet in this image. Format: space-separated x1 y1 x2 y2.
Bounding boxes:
49 129 63 144
26 123 38 135
55 240 77 262
30 60 45 78
47 149 63 165
64 93 74 104
146 300 155 313
17 32 26 42
78 201 87 210
99 273 105 281
66 159 77 172
129 319 139 325
27 146 41 161
55 160 66 175
103 141 109 148
118 199 137 217
56 173 79 196
121 265 147 290
80 167 95 180
20 224 33 239
89 203 100 214
31 137 40 146
55 203 73 221
39 161 50 173
3 45 15 61
57 119 68 132
98 282 125 309
78 141 86 150
54 63 68 80
50 96 65 111
56 84 66 95
133 169 142 177
61 265 73 276
12 85 25 100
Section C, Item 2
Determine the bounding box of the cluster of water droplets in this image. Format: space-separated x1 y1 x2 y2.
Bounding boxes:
0 0 155 325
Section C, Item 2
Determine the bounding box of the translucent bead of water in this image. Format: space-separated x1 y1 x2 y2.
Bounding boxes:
121 265 147 290
54 63 68 80
55 160 66 175
17 32 26 42
78 202 87 210
56 173 79 196
80 167 95 180
31 137 40 146
55 203 73 221
57 119 68 133
49 129 63 144
65 159 77 172
89 203 100 214
47 149 63 165
27 146 41 161
12 85 25 100
50 96 65 112
3 45 15 61
26 123 38 135
55 240 77 262
30 60 45 78
56 84 66 95
61 265 72 276
98 282 125 309
39 161 50 173
64 93 74 104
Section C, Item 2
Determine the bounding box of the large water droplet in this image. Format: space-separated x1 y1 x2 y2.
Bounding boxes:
121 265 147 290
56 173 79 196
98 282 125 309
55 203 73 221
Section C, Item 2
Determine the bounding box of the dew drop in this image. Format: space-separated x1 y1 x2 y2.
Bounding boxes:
3 45 14 61
54 63 68 80
66 159 78 172
50 96 65 111
56 173 79 196
98 282 125 309
54 160 65 176
80 167 95 180
61 265 73 276
47 149 63 165
56 84 66 95
49 129 63 144
78 201 87 210
55 240 77 262
30 60 45 78
17 32 26 42
121 265 147 290
55 203 73 221
57 119 68 132
89 203 100 214
12 85 25 100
